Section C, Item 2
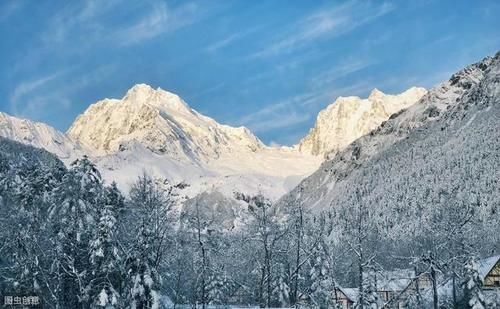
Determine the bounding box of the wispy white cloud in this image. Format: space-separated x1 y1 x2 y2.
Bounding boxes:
9 71 66 114
203 26 262 53
235 91 326 133
40 0 201 49
234 79 375 139
309 58 374 90
10 65 116 119
251 1 394 58
187 82 226 102
204 33 241 53
246 112 310 133
40 0 121 45
116 1 199 46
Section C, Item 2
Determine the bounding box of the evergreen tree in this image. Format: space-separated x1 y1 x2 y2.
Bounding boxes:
49 156 104 308
273 263 290 307
89 182 124 307
5 164 59 297
462 257 486 309
207 271 228 305
125 174 171 309
359 271 379 309
310 241 335 309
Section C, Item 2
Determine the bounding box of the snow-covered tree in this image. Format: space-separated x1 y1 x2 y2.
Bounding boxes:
89 182 125 307
462 257 486 309
309 241 335 309
207 271 229 305
49 155 104 307
273 263 290 307
124 174 172 309
359 271 379 309
245 194 288 307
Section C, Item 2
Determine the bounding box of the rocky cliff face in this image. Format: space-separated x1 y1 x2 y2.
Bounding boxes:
67 84 264 162
297 87 427 157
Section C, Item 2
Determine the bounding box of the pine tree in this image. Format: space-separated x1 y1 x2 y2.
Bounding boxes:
206 271 228 305
462 257 486 309
273 263 290 307
49 156 104 307
310 241 335 309
6 164 59 297
359 272 379 309
125 174 170 309
89 182 124 307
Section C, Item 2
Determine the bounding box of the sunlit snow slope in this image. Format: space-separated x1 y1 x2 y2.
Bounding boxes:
67 84 321 199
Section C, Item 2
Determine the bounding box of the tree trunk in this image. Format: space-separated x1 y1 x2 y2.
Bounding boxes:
452 274 457 309
196 203 207 309
431 266 438 309
266 245 271 307
259 264 265 307
358 260 364 309
292 206 303 305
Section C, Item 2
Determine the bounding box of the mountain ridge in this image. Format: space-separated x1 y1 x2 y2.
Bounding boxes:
297 86 427 157
278 51 500 213
1 83 426 199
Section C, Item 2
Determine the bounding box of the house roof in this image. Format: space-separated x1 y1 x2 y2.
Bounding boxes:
339 287 359 302
368 269 416 292
479 255 500 281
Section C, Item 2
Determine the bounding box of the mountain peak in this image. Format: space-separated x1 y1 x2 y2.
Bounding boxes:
67 84 266 160
368 88 385 99
123 83 153 100
122 83 190 113
297 87 426 156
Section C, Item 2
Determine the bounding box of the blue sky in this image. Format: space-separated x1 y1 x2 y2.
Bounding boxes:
1 0 499 145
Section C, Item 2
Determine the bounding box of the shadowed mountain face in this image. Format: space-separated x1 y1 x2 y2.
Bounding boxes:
279 52 500 252
0 136 66 171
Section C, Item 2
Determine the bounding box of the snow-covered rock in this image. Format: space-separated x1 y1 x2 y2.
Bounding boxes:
297 87 427 157
66 84 322 199
0 112 82 162
67 84 264 161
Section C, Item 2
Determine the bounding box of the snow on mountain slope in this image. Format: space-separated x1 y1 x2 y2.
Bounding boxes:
67 84 264 161
0 112 81 162
67 84 322 199
297 87 427 157
278 52 500 238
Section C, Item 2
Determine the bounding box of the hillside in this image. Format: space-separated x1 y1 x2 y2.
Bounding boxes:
279 52 500 253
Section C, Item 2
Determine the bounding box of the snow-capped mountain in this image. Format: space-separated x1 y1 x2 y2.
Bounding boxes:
67 84 264 161
65 84 322 199
0 83 428 202
278 52 500 240
0 112 81 162
297 87 426 157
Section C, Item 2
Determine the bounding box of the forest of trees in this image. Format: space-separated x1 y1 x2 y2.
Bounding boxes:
0 138 498 308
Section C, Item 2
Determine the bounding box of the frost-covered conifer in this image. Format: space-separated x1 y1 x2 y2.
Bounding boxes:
310 241 335 308
89 182 124 307
207 272 228 305
462 257 486 309
49 155 105 307
125 174 170 309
